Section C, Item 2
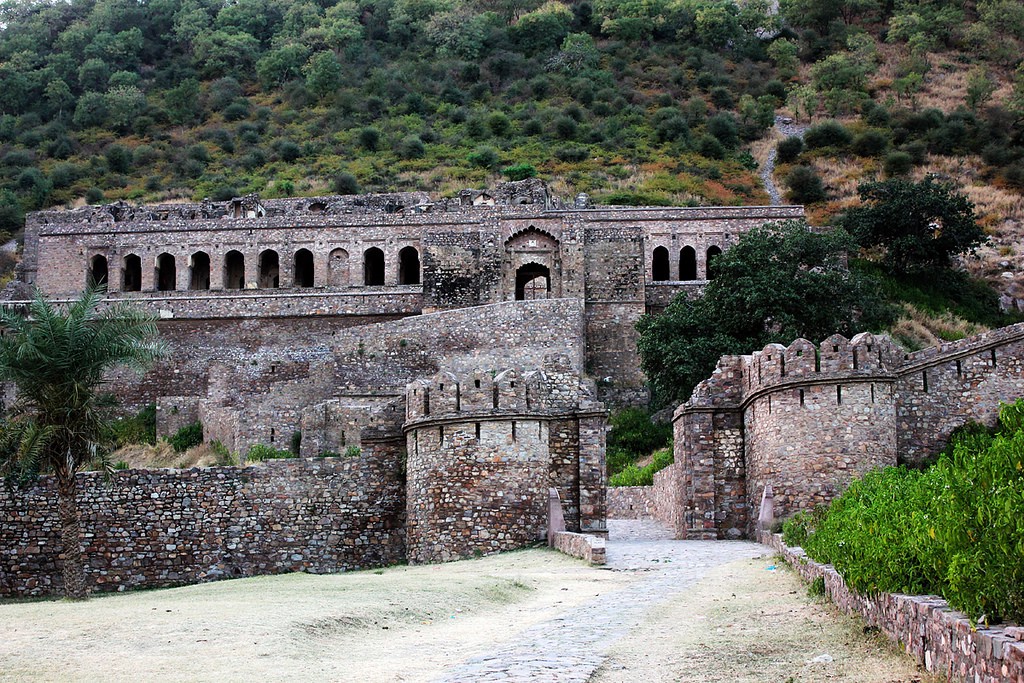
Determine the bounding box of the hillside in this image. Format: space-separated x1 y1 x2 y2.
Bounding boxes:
1 0 1023 323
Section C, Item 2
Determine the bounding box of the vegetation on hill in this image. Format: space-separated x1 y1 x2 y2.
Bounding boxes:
783 399 1024 624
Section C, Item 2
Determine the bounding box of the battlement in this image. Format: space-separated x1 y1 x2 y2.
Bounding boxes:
405 356 601 424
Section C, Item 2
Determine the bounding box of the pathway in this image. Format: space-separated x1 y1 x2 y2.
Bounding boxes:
761 116 810 205
435 520 767 683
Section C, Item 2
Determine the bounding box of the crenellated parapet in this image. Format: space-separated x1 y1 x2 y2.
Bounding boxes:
403 357 607 564
672 322 1024 542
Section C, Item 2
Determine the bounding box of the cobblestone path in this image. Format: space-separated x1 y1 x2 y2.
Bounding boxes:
435 520 766 683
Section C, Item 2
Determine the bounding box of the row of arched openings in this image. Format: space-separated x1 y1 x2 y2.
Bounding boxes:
87 247 421 291
651 246 722 282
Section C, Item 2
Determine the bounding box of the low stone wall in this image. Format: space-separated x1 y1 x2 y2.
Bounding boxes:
0 454 405 597
550 531 606 565
761 532 1024 682
607 487 656 519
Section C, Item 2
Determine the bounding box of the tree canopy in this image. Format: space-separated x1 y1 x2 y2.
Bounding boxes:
837 176 987 275
637 221 892 407
0 285 163 598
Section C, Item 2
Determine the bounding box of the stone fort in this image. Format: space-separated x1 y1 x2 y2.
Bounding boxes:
3 180 1023 597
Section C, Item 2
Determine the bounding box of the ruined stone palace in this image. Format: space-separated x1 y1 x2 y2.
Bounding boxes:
5 180 1024 596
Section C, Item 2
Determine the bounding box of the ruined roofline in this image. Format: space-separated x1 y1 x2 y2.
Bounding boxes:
675 321 1024 417
25 182 805 228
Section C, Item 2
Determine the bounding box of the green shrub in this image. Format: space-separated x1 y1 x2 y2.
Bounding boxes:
246 443 295 462
503 163 537 181
797 399 1024 622
776 136 804 163
334 172 360 195
169 421 203 452
804 120 852 149
608 448 673 486
397 135 425 160
209 440 236 466
467 146 500 169
883 151 913 177
852 130 889 157
785 165 826 203
344 445 361 458
108 403 157 447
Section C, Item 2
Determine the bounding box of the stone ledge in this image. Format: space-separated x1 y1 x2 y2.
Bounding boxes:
550 531 606 565
760 531 1024 683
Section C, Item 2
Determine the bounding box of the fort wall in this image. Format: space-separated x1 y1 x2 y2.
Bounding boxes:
0 453 405 598
667 323 1024 539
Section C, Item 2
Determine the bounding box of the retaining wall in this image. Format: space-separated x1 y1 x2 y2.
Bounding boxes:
761 532 1024 683
0 452 405 598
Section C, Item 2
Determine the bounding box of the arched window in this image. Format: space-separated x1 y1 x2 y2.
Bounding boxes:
652 246 670 281
258 249 279 289
706 245 723 280
190 251 210 290
515 263 550 300
122 254 141 292
224 250 245 290
294 248 314 287
398 246 420 285
328 248 349 287
88 254 108 287
364 247 385 286
156 253 176 291
679 246 697 281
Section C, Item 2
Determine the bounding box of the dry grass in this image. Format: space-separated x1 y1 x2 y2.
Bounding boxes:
111 442 233 470
889 303 988 350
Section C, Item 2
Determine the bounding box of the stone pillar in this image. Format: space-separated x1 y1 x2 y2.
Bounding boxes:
577 414 607 534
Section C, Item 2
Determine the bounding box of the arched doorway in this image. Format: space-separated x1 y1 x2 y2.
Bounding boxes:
364 247 385 286
190 251 210 290
652 246 670 281
88 254 108 287
258 249 279 288
706 245 722 280
156 253 176 291
294 248 314 287
398 246 420 285
515 263 550 300
224 250 245 289
122 254 141 292
680 246 697 281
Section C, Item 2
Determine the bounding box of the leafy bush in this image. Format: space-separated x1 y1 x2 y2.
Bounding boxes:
209 440 236 466
785 165 826 203
851 130 888 157
804 120 852 149
246 443 295 462
608 448 673 486
883 151 913 176
776 136 804 163
334 172 360 195
608 408 672 458
169 421 203 453
796 400 1024 622
344 445 361 457
467 146 499 169
503 163 537 181
108 403 157 447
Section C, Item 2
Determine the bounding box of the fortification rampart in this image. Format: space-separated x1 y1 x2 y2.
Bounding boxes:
0 453 405 597
404 359 606 564
671 323 1024 539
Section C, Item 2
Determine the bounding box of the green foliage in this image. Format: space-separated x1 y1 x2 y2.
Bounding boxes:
883 151 913 177
838 177 987 275
107 403 156 448
344 445 362 458
209 440 236 466
168 422 203 453
502 163 537 181
804 120 852 150
776 136 804 163
246 443 296 462
334 172 360 195
608 408 672 458
638 221 893 406
785 166 826 204
609 448 673 487
797 399 1024 622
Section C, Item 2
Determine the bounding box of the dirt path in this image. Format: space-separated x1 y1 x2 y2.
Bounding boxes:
0 521 937 682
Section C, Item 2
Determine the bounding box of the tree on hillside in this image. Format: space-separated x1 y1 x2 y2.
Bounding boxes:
637 221 892 407
0 286 163 599
838 176 987 275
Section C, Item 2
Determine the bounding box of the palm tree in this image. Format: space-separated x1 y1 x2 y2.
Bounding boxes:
0 285 163 599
